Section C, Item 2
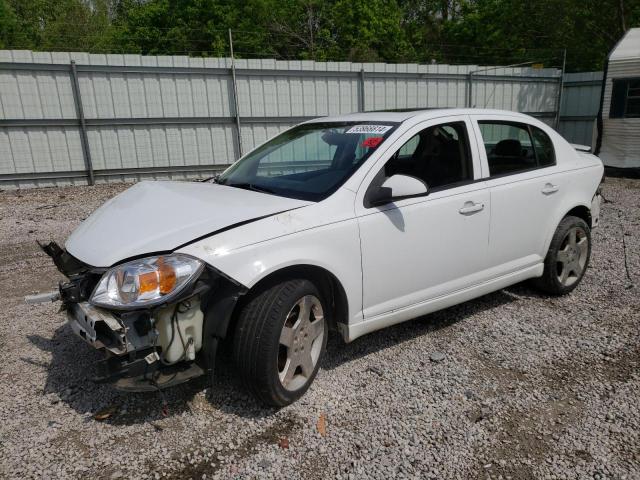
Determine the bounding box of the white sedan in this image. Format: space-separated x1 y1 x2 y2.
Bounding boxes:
39 109 603 406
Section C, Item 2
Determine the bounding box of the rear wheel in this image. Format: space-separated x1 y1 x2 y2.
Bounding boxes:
232 278 328 407
533 215 591 295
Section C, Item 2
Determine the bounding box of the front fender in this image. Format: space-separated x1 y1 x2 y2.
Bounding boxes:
178 217 363 326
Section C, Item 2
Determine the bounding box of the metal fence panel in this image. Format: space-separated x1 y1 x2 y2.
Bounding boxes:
0 50 602 189
558 71 603 147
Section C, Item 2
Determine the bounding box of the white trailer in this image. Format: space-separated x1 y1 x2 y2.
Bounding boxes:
596 28 640 170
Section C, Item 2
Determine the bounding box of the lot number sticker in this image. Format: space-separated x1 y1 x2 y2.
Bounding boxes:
346 125 392 135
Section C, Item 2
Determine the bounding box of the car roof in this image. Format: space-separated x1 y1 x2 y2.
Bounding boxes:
304 108 535 124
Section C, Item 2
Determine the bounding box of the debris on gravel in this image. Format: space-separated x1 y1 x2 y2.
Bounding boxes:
429 351 446 363
0 177 638 479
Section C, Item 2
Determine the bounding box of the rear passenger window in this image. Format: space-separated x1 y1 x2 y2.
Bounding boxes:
531 127 556 167
478 122 557 177
384 121 473 190
478 122 536 177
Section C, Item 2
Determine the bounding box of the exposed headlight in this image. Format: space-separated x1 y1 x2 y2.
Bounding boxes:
90 254 204 309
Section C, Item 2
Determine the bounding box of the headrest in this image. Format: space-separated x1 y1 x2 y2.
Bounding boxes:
494 139 522 157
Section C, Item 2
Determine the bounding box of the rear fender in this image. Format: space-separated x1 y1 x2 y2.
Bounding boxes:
542 201 592 257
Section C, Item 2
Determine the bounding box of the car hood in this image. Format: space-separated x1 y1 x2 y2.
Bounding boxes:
65 181 311 267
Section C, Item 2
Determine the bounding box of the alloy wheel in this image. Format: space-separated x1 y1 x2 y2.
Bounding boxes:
277 295 325 391
556 226 589 287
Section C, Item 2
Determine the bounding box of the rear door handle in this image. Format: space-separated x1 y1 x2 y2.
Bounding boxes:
459 201 485 215
541 183 559 195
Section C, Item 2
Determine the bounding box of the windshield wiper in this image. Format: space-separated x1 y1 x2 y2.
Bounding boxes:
201 174 221 183
226 182 276 194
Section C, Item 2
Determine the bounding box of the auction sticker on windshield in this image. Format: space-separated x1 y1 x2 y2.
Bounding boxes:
345 125 393 135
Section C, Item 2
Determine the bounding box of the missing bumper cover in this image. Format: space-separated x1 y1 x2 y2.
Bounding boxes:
56 249 246 391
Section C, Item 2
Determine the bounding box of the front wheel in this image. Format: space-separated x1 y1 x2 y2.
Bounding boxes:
533 215 591 295
232 279 328 407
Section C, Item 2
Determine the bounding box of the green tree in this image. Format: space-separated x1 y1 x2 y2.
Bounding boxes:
0 0 28 49
0 0 637 70
237 0 335 60
441 0 640 71
329 0 415 62
1 0 111 52
104 0 241 56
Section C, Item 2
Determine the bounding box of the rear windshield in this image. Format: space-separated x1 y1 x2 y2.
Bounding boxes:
217 122 398 201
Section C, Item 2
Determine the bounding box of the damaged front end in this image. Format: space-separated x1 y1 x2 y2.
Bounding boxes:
35 242 245 392
67 297 207 392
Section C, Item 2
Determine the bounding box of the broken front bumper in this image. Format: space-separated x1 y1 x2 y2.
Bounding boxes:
39 242 243 392
67 301 204 391
67 302 129 355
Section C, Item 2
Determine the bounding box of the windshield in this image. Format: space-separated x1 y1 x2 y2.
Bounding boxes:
217 121 398 201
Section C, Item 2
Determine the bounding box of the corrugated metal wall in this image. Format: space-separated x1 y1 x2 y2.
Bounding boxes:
0 50 600 188
557 71 603 148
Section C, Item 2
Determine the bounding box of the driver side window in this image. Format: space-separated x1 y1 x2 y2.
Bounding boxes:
384 121 473 190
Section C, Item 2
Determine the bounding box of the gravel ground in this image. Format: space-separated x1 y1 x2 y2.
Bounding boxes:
0 177 638 480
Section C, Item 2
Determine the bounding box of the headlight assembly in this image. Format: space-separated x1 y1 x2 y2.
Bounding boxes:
90 254 204 309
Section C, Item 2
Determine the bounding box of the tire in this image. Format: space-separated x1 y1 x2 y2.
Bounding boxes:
232 278 328 407
532 215 591 295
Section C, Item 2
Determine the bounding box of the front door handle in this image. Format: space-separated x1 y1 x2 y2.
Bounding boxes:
459 201 485 215
542 183 559 195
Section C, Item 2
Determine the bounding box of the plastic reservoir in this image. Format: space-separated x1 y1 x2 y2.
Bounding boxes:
155 298 203 364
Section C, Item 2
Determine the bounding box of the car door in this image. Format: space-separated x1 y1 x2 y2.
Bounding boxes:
355 116 490 320
470 116 563 273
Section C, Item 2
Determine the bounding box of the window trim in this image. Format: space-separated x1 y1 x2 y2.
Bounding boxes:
477 120 556 179
528 124 557 168
624 78 640 117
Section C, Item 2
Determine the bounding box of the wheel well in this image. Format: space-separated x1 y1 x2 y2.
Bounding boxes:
565 205 592 228
233 265 349 333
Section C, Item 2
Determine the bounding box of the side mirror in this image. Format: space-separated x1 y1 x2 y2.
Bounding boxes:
365 174 428 207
